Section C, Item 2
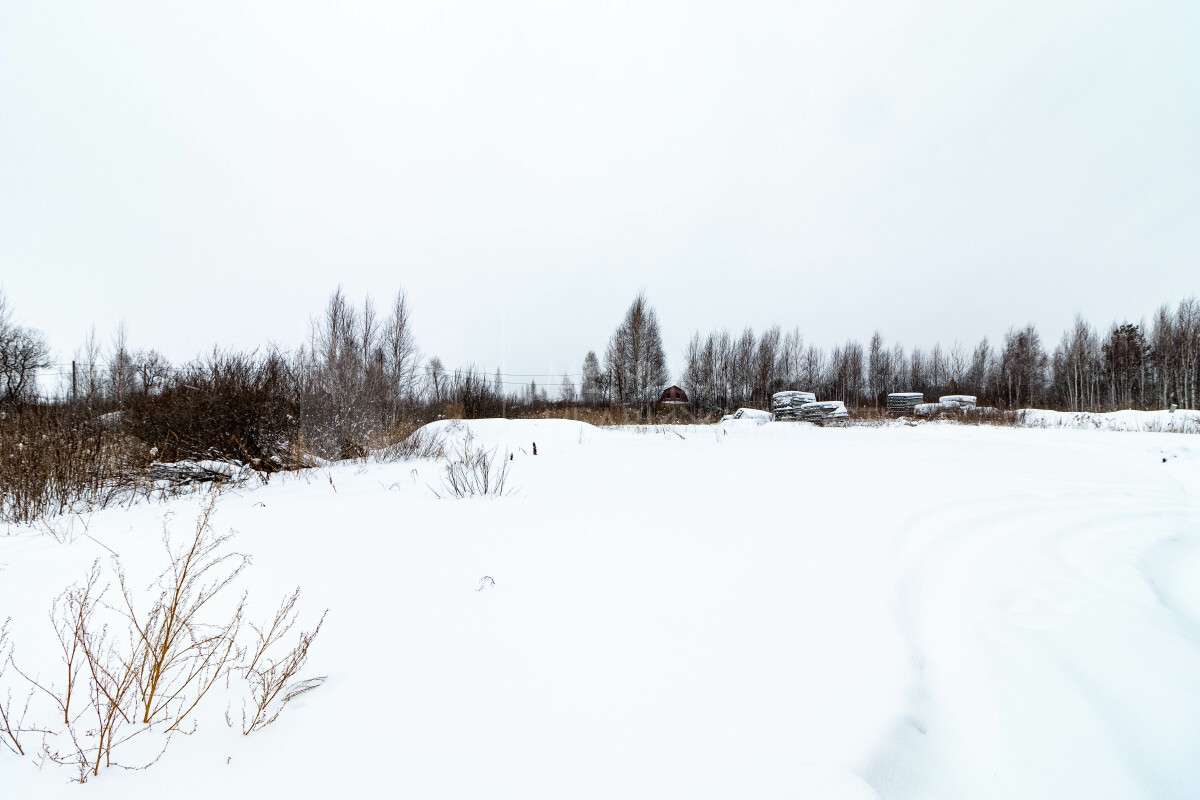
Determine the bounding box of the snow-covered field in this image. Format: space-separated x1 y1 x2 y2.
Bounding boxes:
3 418 1200 799
1019 407 1200 434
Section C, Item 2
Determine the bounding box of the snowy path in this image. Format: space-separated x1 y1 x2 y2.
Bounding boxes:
2 420 1200 798
874 429 1200 799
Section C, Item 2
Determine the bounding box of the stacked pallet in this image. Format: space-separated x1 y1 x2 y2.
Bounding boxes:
799 400 849 424
887 392 924 415
915 395 981 416
772 391 817 420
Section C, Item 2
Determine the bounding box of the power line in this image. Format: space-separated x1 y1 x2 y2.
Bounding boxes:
37 363 586 378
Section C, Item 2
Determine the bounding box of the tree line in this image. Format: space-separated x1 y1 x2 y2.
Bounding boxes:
3 289 1199 426
667 299 1200 413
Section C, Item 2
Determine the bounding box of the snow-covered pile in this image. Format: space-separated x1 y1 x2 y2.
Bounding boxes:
721 408 773 425
886 393 924 415
140 459 264 485
2 420 1200 798
937 394 976 408
772 391 817 421
914 396 982 416
799 400 849 423
1019 407 1200 434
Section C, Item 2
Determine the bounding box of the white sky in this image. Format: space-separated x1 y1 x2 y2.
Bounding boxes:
2 1 1197 384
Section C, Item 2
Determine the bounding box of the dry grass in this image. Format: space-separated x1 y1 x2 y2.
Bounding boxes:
239 589 326 735
367 419 446 462
431 432 513 498
4 498 326 782
0 619 44 756
0 400 444 527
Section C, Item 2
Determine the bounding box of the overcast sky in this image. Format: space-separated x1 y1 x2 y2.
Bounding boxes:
2 1 1197 386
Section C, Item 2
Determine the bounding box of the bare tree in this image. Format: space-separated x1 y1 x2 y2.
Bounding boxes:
730 328 755 406
1000 324 1048 408
713 329 733 409
967 338 993 400
929 343 946 393
827 340 864 404
891 343 908 393
383 289 420 403
681 333 707 411
948 342 968 388
1150 305 1176 408
604 293 668 412
133 349 171 396
1052 315 1102 411
581 351 604 404
867 331 887 407
426 357 446 404
559 374 577 404
800 344 825 392
76 325 104 405
311 286 361 401
754 326 785 404
910 346 928 393
777 327 803 390
0 290 51 405
1175 297 1199 409
107 321 134 404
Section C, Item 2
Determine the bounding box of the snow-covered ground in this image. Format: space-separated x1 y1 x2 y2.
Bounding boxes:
3 418 1200 798
1019 407 1200 434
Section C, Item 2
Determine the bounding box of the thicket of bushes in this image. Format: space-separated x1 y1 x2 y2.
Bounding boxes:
0 405 152 524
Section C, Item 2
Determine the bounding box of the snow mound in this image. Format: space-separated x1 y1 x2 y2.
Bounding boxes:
418 417 603 455
1019 408 1200 434
728 408 773 424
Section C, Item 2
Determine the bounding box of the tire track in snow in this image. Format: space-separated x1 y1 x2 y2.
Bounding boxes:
865 485 1200 799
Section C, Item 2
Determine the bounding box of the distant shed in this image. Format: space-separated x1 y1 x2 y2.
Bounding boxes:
660 385 688 405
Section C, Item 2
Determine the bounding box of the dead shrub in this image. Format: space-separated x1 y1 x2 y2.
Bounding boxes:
0 619 44 756
432 433 512 498
367 420 445 462
5 499 326 782
240 589 326 734
15 560 147 782
124 349 299 470
119 499 248 732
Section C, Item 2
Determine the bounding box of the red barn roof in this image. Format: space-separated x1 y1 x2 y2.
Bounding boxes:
659 385 688 405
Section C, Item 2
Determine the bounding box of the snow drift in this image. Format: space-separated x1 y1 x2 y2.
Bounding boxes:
1019 407 1200 434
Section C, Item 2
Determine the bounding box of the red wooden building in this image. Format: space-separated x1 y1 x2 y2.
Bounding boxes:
659 385 688 405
